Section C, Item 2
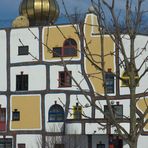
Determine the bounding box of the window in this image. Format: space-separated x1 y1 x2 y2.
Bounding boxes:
54 144 64 148
104 104 123 119
105 72 114 93
121 71 139 87
53 38 77 57
0 106 6 131
18 46 29 55
18 144 25 148
109 135 123 148
16 72 28 91
73 103 82 119
12 109 20 121
97 144 105 148
48 102 64 122
59 71 72 87
53 47 62 57
0 138 12 148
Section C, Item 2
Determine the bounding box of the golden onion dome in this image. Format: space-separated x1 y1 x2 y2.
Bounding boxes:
19 0 60 26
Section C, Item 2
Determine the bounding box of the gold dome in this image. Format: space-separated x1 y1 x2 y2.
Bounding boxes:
19 0 60 26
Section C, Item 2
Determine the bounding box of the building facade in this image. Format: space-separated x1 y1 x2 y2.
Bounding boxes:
0 0 148 148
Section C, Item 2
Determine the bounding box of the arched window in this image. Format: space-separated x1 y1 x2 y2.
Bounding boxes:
48 103 64 122
53 38 77 57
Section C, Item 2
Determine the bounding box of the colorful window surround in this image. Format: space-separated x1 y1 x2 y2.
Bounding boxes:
73 103 82 119
48 102 64 122
53 38 77 57
121 71 139 87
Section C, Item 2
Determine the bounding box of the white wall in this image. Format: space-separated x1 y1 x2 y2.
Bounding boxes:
0 95 7 108
16 134 41 148
10 28 39 63
10 65 46 91
85 123 107 134
50 64 89 90
120 35 148 95
0 30 7 91
65 123 82 134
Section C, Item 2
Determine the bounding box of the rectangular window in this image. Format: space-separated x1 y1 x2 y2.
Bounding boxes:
59 71 72 87
105 72 114 93
97 144 105 148
16 74 28 91
63 47 77 56
104 104 123 119
18 144 25 148
0 107 6 131
73 103 82 119
53 47 77 57
54 144 64 148
18 46 29 55
12 109 20 121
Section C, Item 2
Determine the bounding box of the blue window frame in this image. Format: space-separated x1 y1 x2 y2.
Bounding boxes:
48 103 64 122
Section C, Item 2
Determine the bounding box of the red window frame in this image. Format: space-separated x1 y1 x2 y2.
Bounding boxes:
59 71 72 87
0 107 6 131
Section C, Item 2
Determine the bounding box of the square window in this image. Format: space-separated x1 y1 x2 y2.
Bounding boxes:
18 46 29 55
59 71 72 87
16 74 28 91
53 47 62 57
12 109 20 121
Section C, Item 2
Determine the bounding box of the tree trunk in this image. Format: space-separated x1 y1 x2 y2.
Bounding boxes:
129 140 138 148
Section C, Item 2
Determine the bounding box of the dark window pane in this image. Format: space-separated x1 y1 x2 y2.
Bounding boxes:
105 73 114 93
97 144 105 148
63 47 77 56
63 38 77 47
12 110 20 121
18 144 25 148
16 75 28 91
18 46 29 55
54 144 64 148
53 47 62 57
59 71 72 87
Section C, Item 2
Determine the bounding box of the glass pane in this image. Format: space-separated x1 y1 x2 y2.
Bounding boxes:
53 47 62 57
63 47 77 56
18 46 29 55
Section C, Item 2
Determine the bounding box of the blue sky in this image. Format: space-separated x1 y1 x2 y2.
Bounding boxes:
0 0 91 28
0 0 147 29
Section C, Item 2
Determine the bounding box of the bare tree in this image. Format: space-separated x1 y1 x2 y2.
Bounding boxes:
28 0 148 148
58 0 148 148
